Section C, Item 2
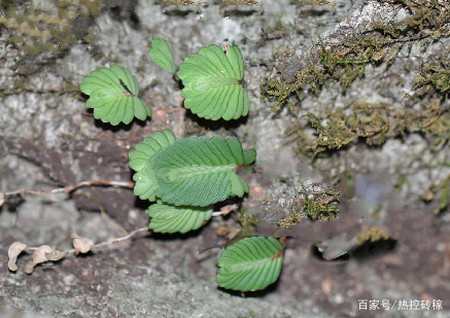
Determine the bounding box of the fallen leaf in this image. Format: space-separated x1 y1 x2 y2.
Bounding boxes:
72 237 95 255
7 241 27 272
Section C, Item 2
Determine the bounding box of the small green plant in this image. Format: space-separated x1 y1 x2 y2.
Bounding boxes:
78 39 282 292
80 65 152 125
7 38 286 293
129 129 256 206
177 44 250 120
216 236 285 291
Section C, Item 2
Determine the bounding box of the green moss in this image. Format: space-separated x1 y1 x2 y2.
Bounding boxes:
0 0 101 57
262 0 450 113
424 175 450 215
414 62 450 96
271 182 340 228
287 101 448 157
238 209 260 229
356 227 393 245
435 176 449 215
303 197 339 221
296 0 333 5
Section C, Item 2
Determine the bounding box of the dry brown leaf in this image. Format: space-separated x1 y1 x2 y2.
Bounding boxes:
25 262 36 275
46 249 66 261
7 241 27 272
31 245 54 264
72 237 94 255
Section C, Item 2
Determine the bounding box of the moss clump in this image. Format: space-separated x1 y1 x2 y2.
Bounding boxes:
220 0 261 5
0 0 102 56
286 101 448 157
356 227 392 245
423 175 450 215
296 0 333 5
262 0 450 113
414 62 450 96
264 180 340 228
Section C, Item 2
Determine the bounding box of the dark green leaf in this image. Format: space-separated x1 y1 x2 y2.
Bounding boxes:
216 237 284 292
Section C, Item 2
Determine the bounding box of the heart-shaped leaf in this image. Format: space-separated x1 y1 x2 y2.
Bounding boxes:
80 65 151 125
216 237 285 292
177 44 249 121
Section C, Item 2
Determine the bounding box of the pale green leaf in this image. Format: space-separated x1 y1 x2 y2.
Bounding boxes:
147 202 213 233
151 136 255 206
129 129 176 201
80 65 151 125
216 237 284 292
177 44 249 121
149 38 176 73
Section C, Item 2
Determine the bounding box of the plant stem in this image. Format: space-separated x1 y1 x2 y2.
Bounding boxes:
3 179 134 197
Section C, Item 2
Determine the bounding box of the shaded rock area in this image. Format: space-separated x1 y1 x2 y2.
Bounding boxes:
0 0 449 318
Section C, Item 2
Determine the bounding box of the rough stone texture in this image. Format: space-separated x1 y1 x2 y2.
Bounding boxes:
1 0 449 318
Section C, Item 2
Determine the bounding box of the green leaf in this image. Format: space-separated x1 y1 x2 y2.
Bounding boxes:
129 129 176 201
230 173 248 197
149 38 176 73
152 136 254 206
80 65 152 125
243 148 257 165
216 237 284 292
177 44 249 121
147 202 213 233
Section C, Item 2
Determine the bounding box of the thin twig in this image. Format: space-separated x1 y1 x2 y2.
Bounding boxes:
3 179 134 197
92 227 149 249
212 204 238 217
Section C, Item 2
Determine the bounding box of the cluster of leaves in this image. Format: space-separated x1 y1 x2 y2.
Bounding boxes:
128 129 256 229
81 38 249 125
79 39 285 292
80 65 152 125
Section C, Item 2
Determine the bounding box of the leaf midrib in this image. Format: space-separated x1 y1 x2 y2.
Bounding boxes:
227 256 277 272
166 164 236 182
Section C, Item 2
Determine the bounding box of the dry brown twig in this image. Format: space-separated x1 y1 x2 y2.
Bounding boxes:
1 179 134 198
4 181 236 274
8 227 150 274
